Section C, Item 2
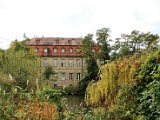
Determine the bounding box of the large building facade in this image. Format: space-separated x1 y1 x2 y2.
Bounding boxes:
26 37 100 87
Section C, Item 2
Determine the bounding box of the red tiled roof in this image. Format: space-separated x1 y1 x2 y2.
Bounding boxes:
26 37 82 46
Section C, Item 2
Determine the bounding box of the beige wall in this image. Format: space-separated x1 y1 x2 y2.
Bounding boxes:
39 56 100 87
40 56 85 87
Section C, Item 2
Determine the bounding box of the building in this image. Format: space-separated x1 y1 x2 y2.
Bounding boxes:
26 37 100 87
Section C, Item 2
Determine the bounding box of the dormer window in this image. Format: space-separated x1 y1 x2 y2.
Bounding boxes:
53 48 58 53
44 48 48 53
56 40 59 44
68 40 72 45
61 48 65 53
69 48 73 54
35 39 40 44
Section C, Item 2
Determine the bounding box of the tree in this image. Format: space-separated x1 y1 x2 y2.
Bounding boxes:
96 28 111 62
0 40 41 90
112 30 159 59
81 34 94 57
43 66 55 80
78 34 99 94
144 32 159 51
96 28 110 44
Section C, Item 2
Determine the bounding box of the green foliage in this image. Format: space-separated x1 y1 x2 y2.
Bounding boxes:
134 52 160 119
59 107 106 120
82 34 94 56
36 86 64 116
103 50 160 120
78 57 99 94
79 34 99 94
10 40 30 52
85 49 160 119
63 85 80 95
110 52 119 61
96 27 110 44
0 85 59 119
99 42 110 62
112 30 159 59
37 86 62 103
43 66 55 80
96 27 111 61
0 28 160 119
0 40 41 90
137 80 160 120
85 53 142 107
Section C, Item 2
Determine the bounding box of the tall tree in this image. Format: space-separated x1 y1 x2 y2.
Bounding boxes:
81 34 94 57
96 28 111 62
78 34 99 94
144 32 159 51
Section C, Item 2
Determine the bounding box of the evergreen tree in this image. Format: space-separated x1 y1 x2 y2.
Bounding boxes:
78 34 99 94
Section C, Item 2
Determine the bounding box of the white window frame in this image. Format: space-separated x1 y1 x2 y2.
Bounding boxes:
53 59 58 67
77 59 80 67
53 48 58 53
69 48 73 54
61 59 66 67
43 59 48 66
69 73 74 80
61 73 65 80
69 59 74 67
44 48 48 53
77 73 81 80
61 48 65 53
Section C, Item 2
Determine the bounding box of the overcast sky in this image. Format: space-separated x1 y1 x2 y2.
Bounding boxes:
0 0 160 49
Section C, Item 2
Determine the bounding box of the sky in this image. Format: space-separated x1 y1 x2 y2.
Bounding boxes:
0 0 160 49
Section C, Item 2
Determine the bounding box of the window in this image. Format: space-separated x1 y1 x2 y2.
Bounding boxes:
53 59 58 67
61 48 65 53
36 39 40 44
43 59 48 66
68 40 72 45
69 73 74 80
53 48 58 53
44 48 48 53
69 59 74 67
61 59 66 67
77 59 80 67
69 48 73 54
61 73 65 80
77 73 81 80
34 48 38 53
